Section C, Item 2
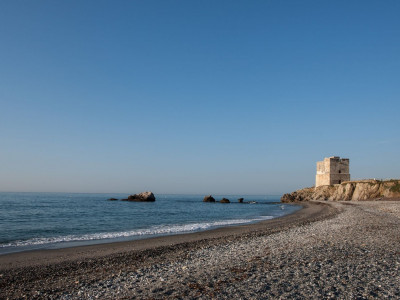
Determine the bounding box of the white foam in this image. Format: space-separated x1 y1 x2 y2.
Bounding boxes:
0 216 273 248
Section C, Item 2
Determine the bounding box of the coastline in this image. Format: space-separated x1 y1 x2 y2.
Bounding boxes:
1 202 337 298
0 193 294 255
3 200 400 299
0 203 319 270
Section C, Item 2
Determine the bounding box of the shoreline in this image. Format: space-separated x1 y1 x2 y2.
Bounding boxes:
0 193 292 257
0 203 321 270
6 201 400 298
0 201 340 299
0 202 299 257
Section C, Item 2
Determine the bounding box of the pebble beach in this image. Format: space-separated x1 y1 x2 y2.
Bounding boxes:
1 200 400 299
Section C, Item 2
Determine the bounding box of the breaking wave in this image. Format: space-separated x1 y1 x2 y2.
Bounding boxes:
0 216 273 249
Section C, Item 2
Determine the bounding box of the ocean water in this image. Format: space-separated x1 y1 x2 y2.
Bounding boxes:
0 193 300 254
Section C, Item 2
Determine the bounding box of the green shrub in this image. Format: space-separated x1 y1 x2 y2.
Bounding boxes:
389 182 400 193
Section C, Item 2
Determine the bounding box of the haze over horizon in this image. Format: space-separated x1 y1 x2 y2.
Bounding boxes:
1 1 399 195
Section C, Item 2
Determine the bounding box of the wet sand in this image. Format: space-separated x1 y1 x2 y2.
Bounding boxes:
2 201 399 299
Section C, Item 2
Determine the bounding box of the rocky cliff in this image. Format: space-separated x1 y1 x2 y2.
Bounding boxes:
281 179 400 202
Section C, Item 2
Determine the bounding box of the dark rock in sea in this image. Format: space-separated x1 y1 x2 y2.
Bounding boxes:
203 195 216 202
125 191 156 202
220 198 230 203
238 198 244 203
108 198 118 201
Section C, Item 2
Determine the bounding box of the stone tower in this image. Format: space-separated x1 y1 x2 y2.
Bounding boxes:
316 156 350 187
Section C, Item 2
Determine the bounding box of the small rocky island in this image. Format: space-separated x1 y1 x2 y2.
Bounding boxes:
203 196 246 203
121 191 156 202
203 195 216 202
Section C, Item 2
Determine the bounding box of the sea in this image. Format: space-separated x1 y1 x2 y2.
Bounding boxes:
0 192 300 255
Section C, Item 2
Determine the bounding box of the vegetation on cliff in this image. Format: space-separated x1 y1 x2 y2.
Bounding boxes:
281 179 400 202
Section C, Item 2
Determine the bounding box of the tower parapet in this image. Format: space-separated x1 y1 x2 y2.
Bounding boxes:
316 156 350 187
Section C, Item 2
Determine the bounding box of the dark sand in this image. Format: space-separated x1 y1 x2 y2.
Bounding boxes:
2 201 399 299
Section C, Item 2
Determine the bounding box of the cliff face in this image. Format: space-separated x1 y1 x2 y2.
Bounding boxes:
281 180 400 202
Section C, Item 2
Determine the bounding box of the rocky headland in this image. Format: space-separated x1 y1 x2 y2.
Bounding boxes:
281 179 400 202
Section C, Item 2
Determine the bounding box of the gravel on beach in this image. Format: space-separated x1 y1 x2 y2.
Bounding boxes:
1 201 400 299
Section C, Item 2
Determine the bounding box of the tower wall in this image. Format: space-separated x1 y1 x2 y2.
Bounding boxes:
315 156 350 187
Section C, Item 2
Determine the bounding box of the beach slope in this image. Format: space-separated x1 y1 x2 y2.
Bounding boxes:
1 201 400 299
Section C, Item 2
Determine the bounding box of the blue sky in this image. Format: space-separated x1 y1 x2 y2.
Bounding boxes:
1 0 399 194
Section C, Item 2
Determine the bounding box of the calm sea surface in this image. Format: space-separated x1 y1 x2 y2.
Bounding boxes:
0 193 300 254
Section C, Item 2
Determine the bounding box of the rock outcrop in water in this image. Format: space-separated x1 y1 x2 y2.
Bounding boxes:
220 198 230 203
281 179 400 202
203 195 216 202
122 191 156 202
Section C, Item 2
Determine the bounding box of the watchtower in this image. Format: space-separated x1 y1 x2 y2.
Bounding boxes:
316 156 350 187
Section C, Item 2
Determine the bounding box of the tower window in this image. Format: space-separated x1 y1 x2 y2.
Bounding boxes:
339 170 341 174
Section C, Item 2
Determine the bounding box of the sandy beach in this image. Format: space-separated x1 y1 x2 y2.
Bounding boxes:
1 200 400 299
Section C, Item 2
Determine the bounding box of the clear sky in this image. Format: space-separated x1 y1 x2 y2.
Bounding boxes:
1 1 399 194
